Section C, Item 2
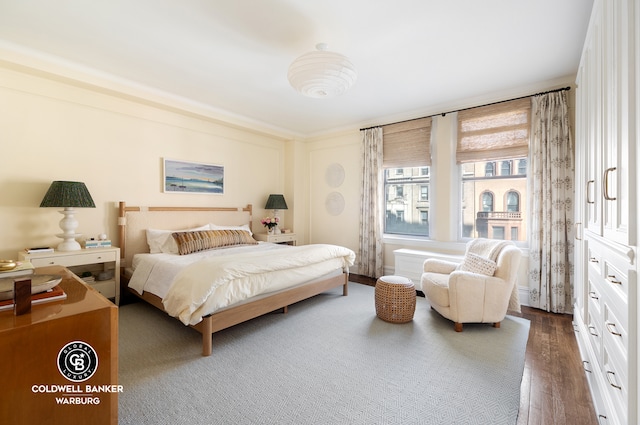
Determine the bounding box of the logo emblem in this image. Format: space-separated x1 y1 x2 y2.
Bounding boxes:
57 341 99 382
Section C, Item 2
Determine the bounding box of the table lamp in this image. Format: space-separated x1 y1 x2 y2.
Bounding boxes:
265 194 288 233
40 181 96 251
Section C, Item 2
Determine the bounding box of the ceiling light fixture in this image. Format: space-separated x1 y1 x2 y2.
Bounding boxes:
287 43 357 98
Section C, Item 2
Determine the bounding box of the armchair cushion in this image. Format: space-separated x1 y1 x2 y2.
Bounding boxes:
423 258 459 274
458 252 497 276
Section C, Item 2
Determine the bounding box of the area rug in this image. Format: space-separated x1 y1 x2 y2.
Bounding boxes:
118 282 530 425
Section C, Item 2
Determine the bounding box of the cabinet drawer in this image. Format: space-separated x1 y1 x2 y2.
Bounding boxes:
587 240 603 276
29 251 117 268
587 310 602 367
576 326 608 422
587 277 603 318
268 234 295 244
603 303 628 362
603 345 628 425
602 255 629 303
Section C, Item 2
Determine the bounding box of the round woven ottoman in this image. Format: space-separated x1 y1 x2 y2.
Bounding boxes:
375 275 416 323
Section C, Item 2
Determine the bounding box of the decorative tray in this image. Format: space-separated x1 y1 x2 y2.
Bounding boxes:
0 274 63 301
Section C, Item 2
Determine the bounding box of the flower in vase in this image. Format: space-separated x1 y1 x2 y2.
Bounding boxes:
260 217 279 230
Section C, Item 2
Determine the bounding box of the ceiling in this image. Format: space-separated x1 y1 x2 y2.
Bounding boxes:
0 0 594 137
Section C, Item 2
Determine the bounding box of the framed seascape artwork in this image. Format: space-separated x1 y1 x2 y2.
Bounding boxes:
163 158 224 194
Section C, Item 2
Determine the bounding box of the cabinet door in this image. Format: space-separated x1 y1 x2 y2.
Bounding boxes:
602 0 634 246
584 17 603 235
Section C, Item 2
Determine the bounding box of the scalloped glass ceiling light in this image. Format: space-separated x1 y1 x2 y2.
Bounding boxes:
287 43 357 98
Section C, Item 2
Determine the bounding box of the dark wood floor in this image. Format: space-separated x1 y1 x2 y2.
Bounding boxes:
350 275 598 425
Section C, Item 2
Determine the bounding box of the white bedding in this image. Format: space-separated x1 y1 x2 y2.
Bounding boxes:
129 243 355 325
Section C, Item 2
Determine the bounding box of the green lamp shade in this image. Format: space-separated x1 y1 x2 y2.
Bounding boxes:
265 194 288 210
40 181 96 208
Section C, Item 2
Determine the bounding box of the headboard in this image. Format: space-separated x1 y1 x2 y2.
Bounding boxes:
118 201 253 268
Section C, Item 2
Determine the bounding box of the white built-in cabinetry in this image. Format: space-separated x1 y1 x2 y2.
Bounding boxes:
574 1 638 424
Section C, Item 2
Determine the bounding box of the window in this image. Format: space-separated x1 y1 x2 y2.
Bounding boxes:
382 117 432 237
384 167 430 236
506 191 520 212
457 98 530 242
501 161 511 176
420 185 429 201
492 226 505 240
485 162 495 176
481 192 494 211
420 211 428 225
517 159 527 174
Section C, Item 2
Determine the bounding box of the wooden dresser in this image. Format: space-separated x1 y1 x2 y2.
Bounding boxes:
0 266 118 425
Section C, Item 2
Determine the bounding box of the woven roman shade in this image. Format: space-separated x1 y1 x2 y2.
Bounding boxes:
382 117 432 167
456 98 531 164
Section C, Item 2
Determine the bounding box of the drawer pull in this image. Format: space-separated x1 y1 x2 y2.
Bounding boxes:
582 360 592 373
603 167 617 201
606 371 622 390
589 291 599 300
597 414 607 425
586 180 595 204
589 257 599 264
605 322 622 336
606 275 622 285
588 326 599 337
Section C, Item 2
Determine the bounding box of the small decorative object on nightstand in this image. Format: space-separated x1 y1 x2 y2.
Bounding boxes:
254 232 297 246
19 247 120 305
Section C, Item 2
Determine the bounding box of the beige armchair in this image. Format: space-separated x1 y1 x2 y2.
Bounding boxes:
421 239 521 332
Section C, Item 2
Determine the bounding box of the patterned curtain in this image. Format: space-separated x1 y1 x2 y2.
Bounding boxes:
358 127 384 278
528 91 575 313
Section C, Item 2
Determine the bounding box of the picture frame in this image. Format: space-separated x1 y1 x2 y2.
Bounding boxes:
163 158 224 194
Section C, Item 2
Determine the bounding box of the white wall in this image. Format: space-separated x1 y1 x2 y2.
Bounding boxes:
305 131 361 254
0 64 288 259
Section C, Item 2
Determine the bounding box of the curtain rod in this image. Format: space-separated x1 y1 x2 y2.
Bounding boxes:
359 86 571 131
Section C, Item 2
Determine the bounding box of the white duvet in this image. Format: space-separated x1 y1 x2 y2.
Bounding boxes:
130 243 355 326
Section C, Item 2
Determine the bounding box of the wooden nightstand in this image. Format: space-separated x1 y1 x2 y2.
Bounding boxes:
19 247 121 305
0 266 118 425
254 232 297 245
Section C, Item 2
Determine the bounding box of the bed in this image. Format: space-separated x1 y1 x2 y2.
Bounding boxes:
118 201 355 356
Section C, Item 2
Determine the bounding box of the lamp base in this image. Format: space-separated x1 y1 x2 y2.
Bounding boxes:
56 237 82 251
55 207 82 251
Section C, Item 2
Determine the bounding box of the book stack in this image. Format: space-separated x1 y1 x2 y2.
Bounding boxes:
81 275 96 284
0 285 67 311
0 261 35 279
83 239 112 249
25 247 54 254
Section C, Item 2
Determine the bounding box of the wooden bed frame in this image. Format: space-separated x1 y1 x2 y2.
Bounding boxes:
118 201 348 356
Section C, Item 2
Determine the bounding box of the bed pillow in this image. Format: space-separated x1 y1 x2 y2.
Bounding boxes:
458 252 497 276
172 229 258 255
210 223 253 236
146 225 210 254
